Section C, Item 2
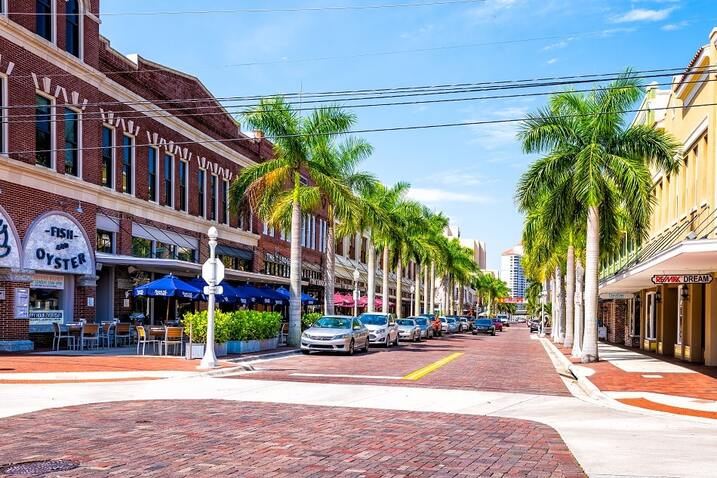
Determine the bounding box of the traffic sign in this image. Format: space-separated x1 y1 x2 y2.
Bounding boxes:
202 258 225 285
203 285 224 296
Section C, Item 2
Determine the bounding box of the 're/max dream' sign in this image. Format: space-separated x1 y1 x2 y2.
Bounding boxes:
651 274 713 285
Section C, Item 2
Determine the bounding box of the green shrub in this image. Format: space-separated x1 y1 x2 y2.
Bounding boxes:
181 309 232 343
302 312 323 330
226 310 282 341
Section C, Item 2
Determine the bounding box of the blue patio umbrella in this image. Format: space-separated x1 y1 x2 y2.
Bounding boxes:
275 287 318 305
133 274 201 300
188 278 248 305
236 285 286 305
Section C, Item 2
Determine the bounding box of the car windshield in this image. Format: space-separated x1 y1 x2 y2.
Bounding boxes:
313 317 351 329
440 317 447 322
476 319 493 326
447 318 456 323
359 314 389 326
414 318 428 325
396 319 414 326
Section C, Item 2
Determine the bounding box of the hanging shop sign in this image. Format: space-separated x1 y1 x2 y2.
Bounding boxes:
651 274 713 285
0 208 22 269
23 214 93 275
599 292 635 300
30 274 65 290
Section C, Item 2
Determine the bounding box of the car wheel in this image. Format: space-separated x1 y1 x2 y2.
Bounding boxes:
347 339 355 355
394 334 400 346
385 336 391 348
491 331 496 336
364 338 370 352
301 349 310 355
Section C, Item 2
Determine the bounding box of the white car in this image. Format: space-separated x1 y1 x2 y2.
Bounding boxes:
396 318 421 342
301 316 369 355
359 312 400 347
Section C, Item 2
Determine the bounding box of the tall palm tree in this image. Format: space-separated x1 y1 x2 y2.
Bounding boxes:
518 71 680 362
230 97 355 346
313 136 377 315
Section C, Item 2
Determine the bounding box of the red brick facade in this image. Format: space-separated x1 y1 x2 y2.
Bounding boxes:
0 1 326 349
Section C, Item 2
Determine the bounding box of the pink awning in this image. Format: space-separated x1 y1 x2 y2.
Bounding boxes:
333 292 355 307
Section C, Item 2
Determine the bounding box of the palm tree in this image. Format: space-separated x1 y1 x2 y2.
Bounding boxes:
518 71 680 362
230 97 355 346
313 136 377 315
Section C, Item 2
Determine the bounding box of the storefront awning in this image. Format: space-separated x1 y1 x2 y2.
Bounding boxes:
96 253 292 285
216 244 254 261
600 239 717 293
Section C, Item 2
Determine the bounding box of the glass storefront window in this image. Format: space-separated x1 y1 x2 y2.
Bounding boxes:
177 247 196 263
29 274 65 325
132 237 152 258
96 229 114 254
155 241 177 260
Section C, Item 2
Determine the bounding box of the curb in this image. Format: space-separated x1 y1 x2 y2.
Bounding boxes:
196 349 302 376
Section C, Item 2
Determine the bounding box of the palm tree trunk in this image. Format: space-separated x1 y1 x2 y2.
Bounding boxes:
396 258 403 319
550 275 557 341
564 245 575 348
423 264 429 314
572 258 584 358
582 206 600 363
555 266 564 343
325 209 336 315
458 283 464 316
382 245 389 313
429 261 436 313
414 265 421 316
367 238 376 313
288 177 303 347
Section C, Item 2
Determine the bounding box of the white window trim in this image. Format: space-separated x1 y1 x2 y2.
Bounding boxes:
35 0 57 45
0 0 6 16
63 105 82 178
66 0 85 61
163 152 175 208
0 73 7 155
210 174 219 222
147 146 159 204
646 292 657 340
222 179 229 225
198 169 207 219
179 159 189 212
101 123 115 189
120 133 136 196
35 90 56 170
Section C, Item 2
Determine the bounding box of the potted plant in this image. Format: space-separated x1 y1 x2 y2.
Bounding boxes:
226 310 282 354
182 310 230 359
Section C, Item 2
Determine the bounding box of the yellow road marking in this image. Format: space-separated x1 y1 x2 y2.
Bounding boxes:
402 352 464 381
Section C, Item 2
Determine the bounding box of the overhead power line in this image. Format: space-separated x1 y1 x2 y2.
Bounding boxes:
16 0 486 16
9 100 717 157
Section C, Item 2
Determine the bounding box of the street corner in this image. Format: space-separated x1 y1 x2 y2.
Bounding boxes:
0 400 586 478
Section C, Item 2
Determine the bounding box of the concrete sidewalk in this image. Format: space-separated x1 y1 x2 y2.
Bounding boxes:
547 339 717 420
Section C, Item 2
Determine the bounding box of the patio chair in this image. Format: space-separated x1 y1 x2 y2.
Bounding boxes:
280 322 289 345
52 322 75 351
115 323 132 347
99 322 115 348
161 327 184 356
136 326 159 355
81 324 100 350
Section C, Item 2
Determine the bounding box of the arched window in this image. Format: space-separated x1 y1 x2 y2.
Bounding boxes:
36 0 53 41
66 0 81 57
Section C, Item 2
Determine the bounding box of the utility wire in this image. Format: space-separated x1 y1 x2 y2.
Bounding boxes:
9 99 717 157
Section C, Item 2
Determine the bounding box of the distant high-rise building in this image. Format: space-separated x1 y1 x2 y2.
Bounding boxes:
460 238 487 270
500 244 526 298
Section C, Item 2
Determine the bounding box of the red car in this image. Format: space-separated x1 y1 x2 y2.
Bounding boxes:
421 314 443 337
492 319 503 332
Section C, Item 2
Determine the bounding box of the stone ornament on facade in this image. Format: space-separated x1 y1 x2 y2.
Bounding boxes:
0 205 21 270
22 212 94 276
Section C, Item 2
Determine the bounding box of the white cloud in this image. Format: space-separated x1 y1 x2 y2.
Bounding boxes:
407 188 492 204
542 40 570 51
662 20 689 31
546 58 558 65
612 8 674 23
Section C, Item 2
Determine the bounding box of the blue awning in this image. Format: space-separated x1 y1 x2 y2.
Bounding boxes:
133 274 201 300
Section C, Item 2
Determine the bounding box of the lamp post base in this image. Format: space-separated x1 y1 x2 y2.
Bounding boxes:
198 351 219 369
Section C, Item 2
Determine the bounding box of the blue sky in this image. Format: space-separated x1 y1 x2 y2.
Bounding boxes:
101 0 714 269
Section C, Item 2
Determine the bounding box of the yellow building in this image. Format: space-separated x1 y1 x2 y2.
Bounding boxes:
600 28 717 366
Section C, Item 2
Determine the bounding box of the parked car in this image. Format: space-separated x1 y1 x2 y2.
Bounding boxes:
413 316 434 339
491 318 503 332
529 319 541 333
458 317 470 332
301 316 370 355
463 316 476 331
396 318 422 342
496 314 510 327
358 312 400 347
421 314 443 337
473 318 496 336
439 316 450 334
447 317 459 333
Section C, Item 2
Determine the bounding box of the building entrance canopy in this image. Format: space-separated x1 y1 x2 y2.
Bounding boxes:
600 239 717 293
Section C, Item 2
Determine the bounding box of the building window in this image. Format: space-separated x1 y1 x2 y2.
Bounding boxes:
209 175 218 221
101 126 113 188
63 108 79 177
154 241 176 260
222 179 229 225
65 0 80 57
198 170 206 217
179 160 188 212
36 0 53 42
164 154 174 207
0 76 6 154
177 247 196 263
121 135 134 194
96 230 114 254
35 95 53 168
148 147 158 202
131 237 152 258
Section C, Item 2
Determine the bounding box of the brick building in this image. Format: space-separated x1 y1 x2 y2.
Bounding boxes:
0 0 326 351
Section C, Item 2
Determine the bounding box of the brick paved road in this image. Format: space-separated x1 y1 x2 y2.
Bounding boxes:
233 325 570 396
0 400 585 477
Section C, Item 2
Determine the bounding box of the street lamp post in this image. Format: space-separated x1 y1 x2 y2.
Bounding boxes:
353 268 360 317
410 284 415 316
540 288 547 338
199 226 222 369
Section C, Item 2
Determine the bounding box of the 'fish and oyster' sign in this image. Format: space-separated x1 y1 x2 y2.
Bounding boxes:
23 214 93 275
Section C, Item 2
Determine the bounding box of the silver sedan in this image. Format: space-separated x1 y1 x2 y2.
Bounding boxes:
396 318 422 342
301 316 370 355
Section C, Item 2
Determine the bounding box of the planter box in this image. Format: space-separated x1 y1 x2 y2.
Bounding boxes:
227 337 279 354
185 342 228 360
